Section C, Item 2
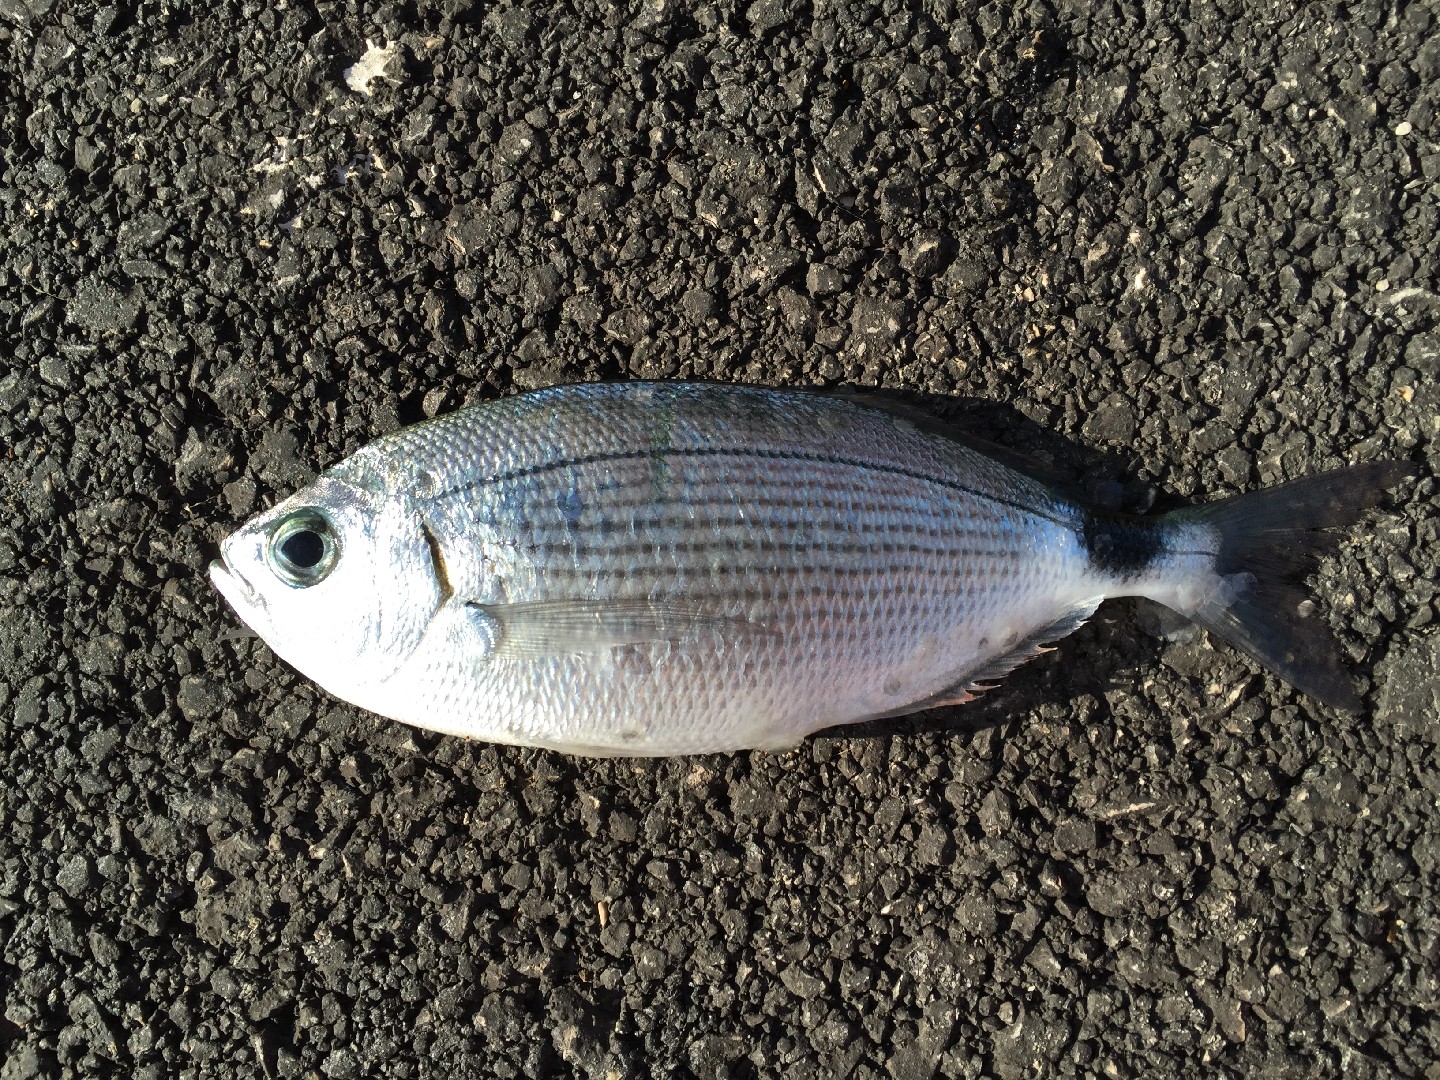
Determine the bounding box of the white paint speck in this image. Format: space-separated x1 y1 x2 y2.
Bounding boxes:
336 153 377 185
344 39 400 96
1381 286 1438 307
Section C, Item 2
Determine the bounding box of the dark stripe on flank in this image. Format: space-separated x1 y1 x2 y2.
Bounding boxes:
521 536 1022 563
434 446 1075 529
515 561 972 583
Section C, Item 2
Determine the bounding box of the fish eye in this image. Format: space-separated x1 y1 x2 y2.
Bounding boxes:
267 509 340 588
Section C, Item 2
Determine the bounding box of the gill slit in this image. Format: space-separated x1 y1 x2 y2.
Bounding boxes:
377 518 455 686
422 519 455 604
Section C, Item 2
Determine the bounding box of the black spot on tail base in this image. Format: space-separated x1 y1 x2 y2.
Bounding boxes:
1083 511 1165 581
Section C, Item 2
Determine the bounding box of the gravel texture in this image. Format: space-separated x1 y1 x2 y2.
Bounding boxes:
3 1 1439 1077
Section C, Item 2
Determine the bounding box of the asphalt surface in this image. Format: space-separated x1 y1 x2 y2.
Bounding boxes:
3 1 1439 1077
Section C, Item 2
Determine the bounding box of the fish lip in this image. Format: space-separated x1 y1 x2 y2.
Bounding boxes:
209 553 263 614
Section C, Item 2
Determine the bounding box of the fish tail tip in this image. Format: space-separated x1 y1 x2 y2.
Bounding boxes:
1147 460 1416 709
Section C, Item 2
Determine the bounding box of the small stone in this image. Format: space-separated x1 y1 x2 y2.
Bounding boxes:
2 1044 43 1079
747 0 799 32
222 477 256 517
73 134 101 173
1082 393 1137 445
1024 940 1064 980
67 279 141 335
210 968 243 1001
1035 157 1078 209
255 427 306 487
915 822 952 866
422 388 449 419
773 287 814 333
681 288 718 323
38 356 71 388
887 1003 958 1079
174 428 235 495
177 675 223 721
956 891 999 937
900 230 949 278
57 854 95 897
779 964 825 999
521 265 563 313
80 728 120 768
1377 635 1440 733
849 296 906 344
978 788 1014 834
497 120 541 165
602 308 653 345
1053 818 1097 853
806 264 845 296
88 930 121 967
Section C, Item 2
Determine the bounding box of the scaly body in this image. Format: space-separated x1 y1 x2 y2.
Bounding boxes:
211 382 1411 755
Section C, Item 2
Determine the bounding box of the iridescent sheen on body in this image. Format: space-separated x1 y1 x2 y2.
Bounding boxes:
211 382 1409 754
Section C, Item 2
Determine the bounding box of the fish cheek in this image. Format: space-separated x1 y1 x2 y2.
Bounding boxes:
348 511 449 681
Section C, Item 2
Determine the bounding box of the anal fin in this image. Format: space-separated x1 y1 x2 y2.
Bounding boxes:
882 597 1104 717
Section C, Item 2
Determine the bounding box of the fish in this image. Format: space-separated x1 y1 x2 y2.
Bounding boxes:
209 381 1415 756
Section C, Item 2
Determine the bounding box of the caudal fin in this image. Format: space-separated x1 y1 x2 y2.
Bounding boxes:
1162 461 1417 711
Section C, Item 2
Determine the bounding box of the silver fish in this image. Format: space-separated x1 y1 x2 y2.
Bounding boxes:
210 382 1413 756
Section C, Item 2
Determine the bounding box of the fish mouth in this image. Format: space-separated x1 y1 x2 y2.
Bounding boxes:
209 554 264 616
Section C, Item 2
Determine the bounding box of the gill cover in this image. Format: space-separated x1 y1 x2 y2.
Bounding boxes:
211 472 443 699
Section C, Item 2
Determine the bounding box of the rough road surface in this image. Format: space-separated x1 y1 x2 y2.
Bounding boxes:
3 1 1438 1077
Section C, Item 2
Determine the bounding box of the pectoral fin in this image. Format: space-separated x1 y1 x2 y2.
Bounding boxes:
471 598 764 659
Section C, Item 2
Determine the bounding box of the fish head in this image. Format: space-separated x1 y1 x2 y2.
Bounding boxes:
210 471 444 703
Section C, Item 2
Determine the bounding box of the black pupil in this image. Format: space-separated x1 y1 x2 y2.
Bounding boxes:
279 529 325 570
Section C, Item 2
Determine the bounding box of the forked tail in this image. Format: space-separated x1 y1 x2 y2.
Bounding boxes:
1128 461 1416 710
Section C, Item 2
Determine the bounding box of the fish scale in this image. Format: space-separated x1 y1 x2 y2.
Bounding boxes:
411 390 1086 751
210 381 1414 755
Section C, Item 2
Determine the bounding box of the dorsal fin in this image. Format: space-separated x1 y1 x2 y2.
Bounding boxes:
811 387 1085 498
